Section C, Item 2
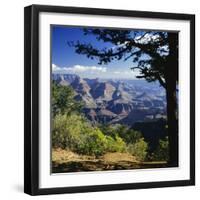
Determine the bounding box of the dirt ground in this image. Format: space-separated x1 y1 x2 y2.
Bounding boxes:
52 148 167 173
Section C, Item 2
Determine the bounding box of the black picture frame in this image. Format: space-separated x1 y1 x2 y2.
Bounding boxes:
24 4 195 196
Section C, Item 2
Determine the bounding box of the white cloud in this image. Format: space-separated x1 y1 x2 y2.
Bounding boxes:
53 64 139 79
111 41 130 51
134 33 160 44
134 33 169 56
52 63 60 71
52 64 107 74
110 33 163 51
71 65 107 73
113 70 135 75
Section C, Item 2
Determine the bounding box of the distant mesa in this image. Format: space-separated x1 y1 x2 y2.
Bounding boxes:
52 73 166 125
52 73 78 85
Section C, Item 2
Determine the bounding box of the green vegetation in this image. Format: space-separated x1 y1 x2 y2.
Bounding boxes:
52 83 168 163
52 113 127 157
52 82 82 116
127 138 148 161
105 135 126 153
99 124 142 144
152 137 169 161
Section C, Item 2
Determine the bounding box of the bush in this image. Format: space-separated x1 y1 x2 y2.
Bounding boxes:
152 137 169 161
77 127 107 156
127 138 148 161
119 128 142 144
99 124 143 144
52 113 86 149
105 135 126 153
52 113 111 156
52 82 82 116
52 113 129 156
99 124 119 138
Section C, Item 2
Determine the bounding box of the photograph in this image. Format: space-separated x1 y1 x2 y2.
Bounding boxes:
51 26 179 173
24 5 195 195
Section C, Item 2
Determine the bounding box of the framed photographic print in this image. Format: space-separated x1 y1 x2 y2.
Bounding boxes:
24 4 195 195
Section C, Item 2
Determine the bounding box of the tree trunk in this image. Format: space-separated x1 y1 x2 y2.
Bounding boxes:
165 33 178 166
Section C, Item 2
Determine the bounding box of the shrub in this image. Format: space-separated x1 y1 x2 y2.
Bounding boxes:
52 113 129 156
52 113 86 149
105 135 126 153
52 82 82 116
99 124 119 138
127 138 148 161
99 124 143 144
152 137 169 161
119 128 142 144
77 128 107 156
52 113 110 156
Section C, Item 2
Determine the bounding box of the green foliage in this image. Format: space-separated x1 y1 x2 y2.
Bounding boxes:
99 124 143 144
98 124 119 138
118 127 142 144
53 111 172 161
52 82 82 116
52 113 128 156
152 137 169 161
127 138 148 161
52 113 87 149
77 127 107 156
132 119 167 151
105 135 126 153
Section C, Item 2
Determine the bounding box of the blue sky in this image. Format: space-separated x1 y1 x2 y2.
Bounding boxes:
51 26 156 79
